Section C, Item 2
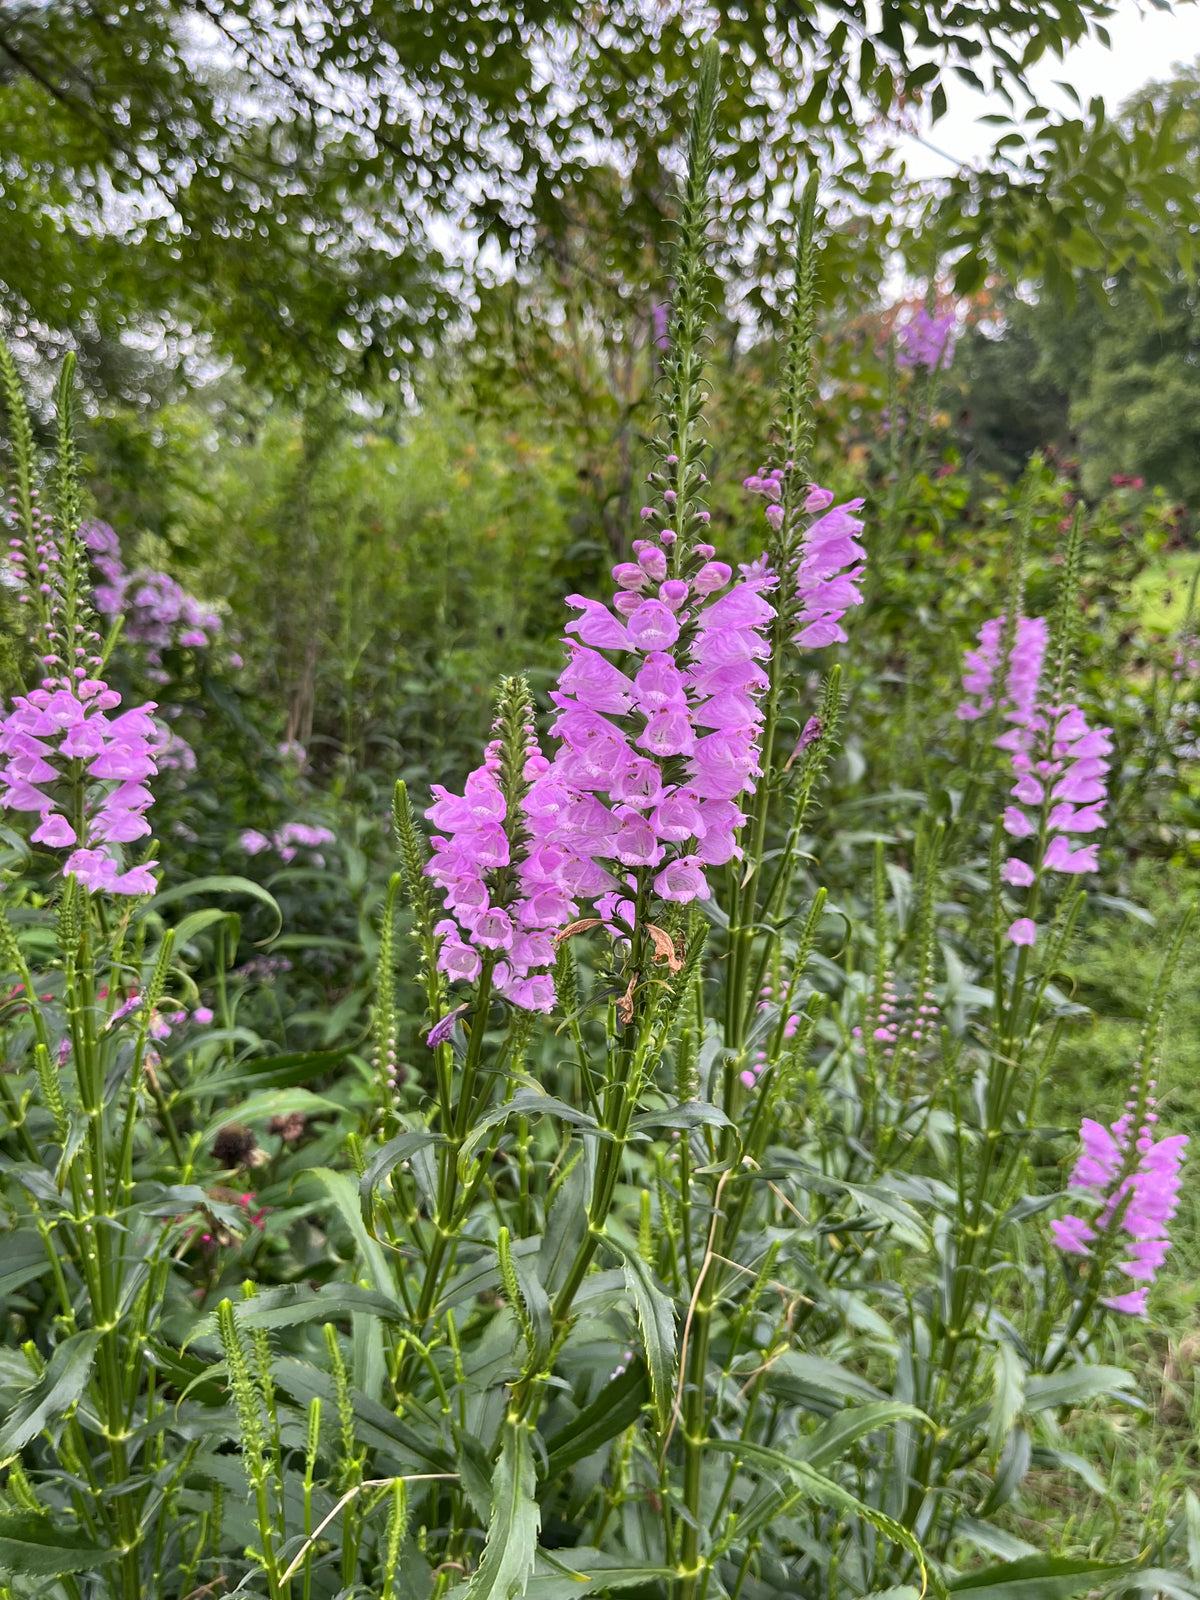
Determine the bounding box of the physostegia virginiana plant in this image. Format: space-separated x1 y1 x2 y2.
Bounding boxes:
0 42 1192 1600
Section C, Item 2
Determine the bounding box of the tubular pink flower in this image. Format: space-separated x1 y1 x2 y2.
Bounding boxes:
654 856 709 903
1050 1215 1095 1255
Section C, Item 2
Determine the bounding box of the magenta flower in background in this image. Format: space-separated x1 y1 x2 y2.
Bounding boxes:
1052 1081 1187 1317
957 615 1048 726
82 521 223 666
896 307 956 371
239 821 336 865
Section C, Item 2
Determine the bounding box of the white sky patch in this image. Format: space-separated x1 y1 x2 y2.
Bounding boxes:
901 0 1200 178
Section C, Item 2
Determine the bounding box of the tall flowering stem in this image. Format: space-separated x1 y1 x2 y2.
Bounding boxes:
940 508 1115 1422
1044 904 1193 1345
724 173 859 1059
0 345 192 1600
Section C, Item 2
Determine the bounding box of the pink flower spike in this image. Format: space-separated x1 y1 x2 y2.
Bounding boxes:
1007 917 1037 947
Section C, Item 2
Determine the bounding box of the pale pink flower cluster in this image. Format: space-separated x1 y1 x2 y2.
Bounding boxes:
1 507 159 894
425 724 565 1013
240 822 336 865
84 521 222 664
743 471 867 648
958 614 1112 943
1051 1077 1187 1317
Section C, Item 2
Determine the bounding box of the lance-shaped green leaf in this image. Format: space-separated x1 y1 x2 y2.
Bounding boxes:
707 1438 943 1598
946 1555 1134 1600
360 1129 444 1200
0 1514 121 1578
508 1237 552 1374
176 1046 353 1100
988 1340 1027 1457
0 1234 47 1302
445 1548 675 1600
201 1087 343 1141
149 874 283 938
544 1362 649 1478
793 1167 932 1250
1024 1365 1137 1412
310 1167 394 1294
189 1283 403 1341
606 1224 676 1429
458 1089 603 1182
629 1100 732 1134
1029 1446 1108 1498
0 1331 100 1462
794 1400 931 1471
764 1350 888 1412
465 1417 540 1600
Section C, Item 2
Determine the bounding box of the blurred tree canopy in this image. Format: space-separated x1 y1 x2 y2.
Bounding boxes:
952 63 1200 505
2 0 1199 395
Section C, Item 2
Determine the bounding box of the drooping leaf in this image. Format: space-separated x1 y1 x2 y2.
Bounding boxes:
988 1339 1027 1457
177 1047 353 1100
708 1438 942 1598
201 1088 343 1141
150 875 283 938
509 1242 553 1374
629 1100 732 1134
539 1152 590 1292
458 1090 602 1180
360 1129 444 1200
1030 1446 1109 1498
465 1417 540 1600
0 1235 47 1302
189 1283 403 1341
764 1351 888 1414
272 1358 454 1472
1024 1365 1137 1412
608 1228 676 1428
311 1167 394 1294
794 1400 931 1471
